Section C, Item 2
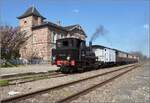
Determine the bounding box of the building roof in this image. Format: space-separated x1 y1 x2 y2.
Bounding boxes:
64 24 86 36
32 21 67 31
64 25 78 30
32 22 86 36
19 7 86 36
56 37 85 41
17 6 46 19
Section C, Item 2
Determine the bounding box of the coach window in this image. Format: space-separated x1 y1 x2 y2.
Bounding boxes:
62 41 69 47
70 40 74 47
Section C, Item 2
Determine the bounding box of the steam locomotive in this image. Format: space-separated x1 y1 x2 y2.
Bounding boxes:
52 38 138 73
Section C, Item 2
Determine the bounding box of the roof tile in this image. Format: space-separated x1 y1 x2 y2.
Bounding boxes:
17 6 46 19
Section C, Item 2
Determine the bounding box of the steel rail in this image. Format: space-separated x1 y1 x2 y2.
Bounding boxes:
9 74 68 85
0 64 139 103
4 73 68 87
4 72 60 81
0 70 58 79
56 65 140 103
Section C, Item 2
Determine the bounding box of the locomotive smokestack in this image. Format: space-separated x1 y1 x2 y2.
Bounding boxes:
89 41 92 50
89 41 92 46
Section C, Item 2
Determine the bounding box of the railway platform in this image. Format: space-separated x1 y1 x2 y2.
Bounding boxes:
0 64 59 77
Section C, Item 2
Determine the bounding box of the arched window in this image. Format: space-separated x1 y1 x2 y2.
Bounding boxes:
24 21 27 24
54 33 57 43
51 31 57 43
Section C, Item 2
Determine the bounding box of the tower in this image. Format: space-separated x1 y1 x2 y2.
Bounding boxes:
17 6 46 60
17 6 46 35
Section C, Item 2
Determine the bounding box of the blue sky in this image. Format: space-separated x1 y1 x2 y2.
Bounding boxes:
0 0 149 57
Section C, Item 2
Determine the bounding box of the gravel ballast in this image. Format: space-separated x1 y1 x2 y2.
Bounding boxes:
13 65 132 103
0 64 134 100
71 62 150 103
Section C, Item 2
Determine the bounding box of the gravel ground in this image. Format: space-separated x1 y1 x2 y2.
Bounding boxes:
0 64 59 76
15 65 131 103
71 62 150 103
0 64 134 101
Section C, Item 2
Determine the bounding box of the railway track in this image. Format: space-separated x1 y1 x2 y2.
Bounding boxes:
57 65 140 103
1 63 140 103
1 71 68 86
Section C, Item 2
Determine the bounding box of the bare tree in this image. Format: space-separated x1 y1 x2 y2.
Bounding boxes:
0 26 28 60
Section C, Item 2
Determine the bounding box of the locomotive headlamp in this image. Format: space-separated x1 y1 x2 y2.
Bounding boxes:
53 56 56 60
67 56 70 60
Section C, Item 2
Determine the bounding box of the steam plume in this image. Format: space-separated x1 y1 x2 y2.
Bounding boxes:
90 25 108 42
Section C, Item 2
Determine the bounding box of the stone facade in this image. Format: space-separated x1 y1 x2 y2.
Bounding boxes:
18 7 86 63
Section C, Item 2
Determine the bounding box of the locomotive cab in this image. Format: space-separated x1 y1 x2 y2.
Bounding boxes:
52 38 99 73
52 38 85 72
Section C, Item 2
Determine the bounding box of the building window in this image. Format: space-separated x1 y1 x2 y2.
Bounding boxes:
51 31 57 43
54 33 57 43
51 32 54 43
61 34 64 38
60 34 63 38
24 21 27 24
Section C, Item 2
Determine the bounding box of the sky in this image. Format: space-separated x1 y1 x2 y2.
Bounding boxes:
0 0 149 57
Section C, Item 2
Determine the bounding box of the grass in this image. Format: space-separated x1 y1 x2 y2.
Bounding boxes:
0 79 9 86
0 61 17 68
0 63 25 68
48 70 57 73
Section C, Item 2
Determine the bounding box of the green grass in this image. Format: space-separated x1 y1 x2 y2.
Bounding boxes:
0 61 17 68
0 79 9 86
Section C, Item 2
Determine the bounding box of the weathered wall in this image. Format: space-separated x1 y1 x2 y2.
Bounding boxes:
32 27 50 61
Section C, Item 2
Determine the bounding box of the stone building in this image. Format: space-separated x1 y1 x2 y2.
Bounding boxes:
17 7 86 63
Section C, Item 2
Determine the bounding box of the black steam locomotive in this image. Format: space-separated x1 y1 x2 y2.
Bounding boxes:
52 38 98 73
52 38 138 73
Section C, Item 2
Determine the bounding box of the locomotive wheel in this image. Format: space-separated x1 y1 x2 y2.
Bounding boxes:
60 66 67 73
69 67 74 73
77 67 84 73
60 66 75 73
94 64 99 69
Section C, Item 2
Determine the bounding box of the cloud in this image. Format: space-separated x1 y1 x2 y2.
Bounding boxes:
72 9 79 13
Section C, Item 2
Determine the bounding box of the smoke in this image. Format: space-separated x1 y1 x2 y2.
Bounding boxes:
90 25 108 42
130 51 149 60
